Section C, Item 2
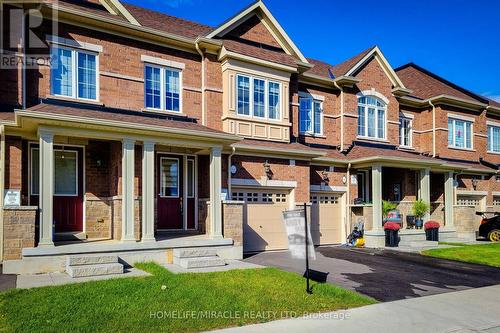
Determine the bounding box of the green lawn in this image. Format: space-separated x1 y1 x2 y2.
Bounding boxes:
422 243 500 268
0 263 375 333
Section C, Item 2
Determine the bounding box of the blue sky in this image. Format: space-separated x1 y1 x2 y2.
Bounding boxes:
125 0 500 101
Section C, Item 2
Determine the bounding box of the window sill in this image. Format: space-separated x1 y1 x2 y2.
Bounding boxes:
300 132 326 139
47 95 103 106
141 108 187 117
356 136 390 144
448 146 475 152
398 145 414 151
487 151 500 155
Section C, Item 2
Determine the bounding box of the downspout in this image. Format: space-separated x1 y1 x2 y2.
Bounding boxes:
195 42 206 126
0 125 5 263
333 81 344 150
429 99 436 157
227 146 236 198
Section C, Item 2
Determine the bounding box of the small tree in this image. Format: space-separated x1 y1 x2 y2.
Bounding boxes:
382 200 397 219
412 199 430 220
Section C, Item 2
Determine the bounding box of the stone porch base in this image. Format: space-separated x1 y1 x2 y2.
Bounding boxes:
364 228 472 249
3 235 241 275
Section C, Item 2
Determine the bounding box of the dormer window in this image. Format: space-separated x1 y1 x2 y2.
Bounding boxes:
357 95 386 140
236 74 281 120
50 46 98 101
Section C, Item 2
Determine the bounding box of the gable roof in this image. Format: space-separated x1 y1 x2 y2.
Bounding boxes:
206 0 308 63
330 46 375 78
221 39 298 68
395 63 489 104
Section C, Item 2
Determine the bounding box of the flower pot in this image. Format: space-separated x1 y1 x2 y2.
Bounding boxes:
385 229 400 247
415 218 423 229
425 228 439 241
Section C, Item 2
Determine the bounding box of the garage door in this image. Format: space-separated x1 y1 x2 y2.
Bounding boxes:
310 193 343 245
232 189 290 253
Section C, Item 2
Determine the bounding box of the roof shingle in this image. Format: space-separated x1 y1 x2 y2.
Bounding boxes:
330 46 375 78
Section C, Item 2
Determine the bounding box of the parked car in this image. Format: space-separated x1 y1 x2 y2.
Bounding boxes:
477 212 500 242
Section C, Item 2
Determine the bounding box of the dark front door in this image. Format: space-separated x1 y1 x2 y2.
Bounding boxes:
30 145 84 232
157 154 183 229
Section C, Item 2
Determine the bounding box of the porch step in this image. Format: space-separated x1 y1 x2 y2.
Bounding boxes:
399 240 439 248
67 263 124 278
66 254 124 278
174 256 226 269
67 254 118 266
172 247 226 269
173 248 218 258
55 232 87 242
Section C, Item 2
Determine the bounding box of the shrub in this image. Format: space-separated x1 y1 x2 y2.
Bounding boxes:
412 199 430 219
424 221 440 230
384 222 401 231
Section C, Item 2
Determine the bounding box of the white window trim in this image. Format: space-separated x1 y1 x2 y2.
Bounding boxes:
236 74 282 121
50 45 100 102
187 159 195 198
298 92 324 135
141 55 185 70
357 95 387 140
448 116 474 150
399 116 413 148
159 157 180 198
144 63 183 113
447 113 475 123
47 35 103 53
487 124 500 154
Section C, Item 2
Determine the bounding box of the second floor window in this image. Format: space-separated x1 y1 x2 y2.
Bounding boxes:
488 125 500 153
358 96 386 140
448 117 472 149
299 94 323 135
145 64 181 112
51 47 98 100
399 116 412 147
236 74 281 120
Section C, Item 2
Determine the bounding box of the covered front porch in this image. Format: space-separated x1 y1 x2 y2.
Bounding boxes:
349 162 457 248
2 103 243 273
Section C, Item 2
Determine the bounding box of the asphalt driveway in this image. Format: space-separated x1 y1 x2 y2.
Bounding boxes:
244 246 500 301
0 264 16 292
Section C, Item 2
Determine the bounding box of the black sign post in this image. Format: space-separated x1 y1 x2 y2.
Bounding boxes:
304 202 312 294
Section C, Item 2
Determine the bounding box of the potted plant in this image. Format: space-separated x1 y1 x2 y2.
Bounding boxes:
412 200 429 229
424 221 440 241
384 222 401 247
382 200 397 222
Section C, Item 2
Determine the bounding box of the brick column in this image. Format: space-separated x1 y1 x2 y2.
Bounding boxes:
39 130 54 247
122 138 136 242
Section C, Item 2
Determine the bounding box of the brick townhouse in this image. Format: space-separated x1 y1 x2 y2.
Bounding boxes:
0 0 499 274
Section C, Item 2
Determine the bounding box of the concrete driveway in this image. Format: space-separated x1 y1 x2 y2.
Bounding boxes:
244 246 500 301
0 264 16 292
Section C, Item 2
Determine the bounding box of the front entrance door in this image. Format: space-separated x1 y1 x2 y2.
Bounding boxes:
30 145 84 232
157 154 183 229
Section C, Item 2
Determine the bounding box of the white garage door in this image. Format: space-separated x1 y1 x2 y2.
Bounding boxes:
310 193 343 245
232 189 290 253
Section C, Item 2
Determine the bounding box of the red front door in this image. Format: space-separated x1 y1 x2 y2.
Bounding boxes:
30 145 84 232
157 154 183 229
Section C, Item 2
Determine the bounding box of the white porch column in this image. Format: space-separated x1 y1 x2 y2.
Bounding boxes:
38 130 54 247
419 168 431 221
371 165 383 231
122 138 136 242
141 141 155 242
209 146 223 238
444 171 455 229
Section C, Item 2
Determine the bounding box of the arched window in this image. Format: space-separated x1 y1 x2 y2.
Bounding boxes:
357 95 386 139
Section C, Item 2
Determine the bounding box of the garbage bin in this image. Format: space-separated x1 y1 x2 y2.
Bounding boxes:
424 221 440 241
384 222 401 247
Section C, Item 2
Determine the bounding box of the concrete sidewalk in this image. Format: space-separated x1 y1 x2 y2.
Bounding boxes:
211 285 500 333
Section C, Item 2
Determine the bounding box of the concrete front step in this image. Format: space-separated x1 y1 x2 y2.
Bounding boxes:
173 256 226 269
67 254 119 266
399 240 438 248
66 263 124 278
173 248 218 258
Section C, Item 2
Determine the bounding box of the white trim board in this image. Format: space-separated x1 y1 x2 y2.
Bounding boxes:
231 178 297 189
